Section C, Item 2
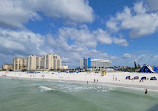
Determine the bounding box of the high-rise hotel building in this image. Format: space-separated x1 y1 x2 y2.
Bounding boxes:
43 54 61 70
13 54 62 71
27 55 44 71
13 58 27 71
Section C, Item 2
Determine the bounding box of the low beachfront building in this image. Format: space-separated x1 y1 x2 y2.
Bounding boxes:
61 65 68 70
2 64 13 71
80 58 111 70
91 59 111 70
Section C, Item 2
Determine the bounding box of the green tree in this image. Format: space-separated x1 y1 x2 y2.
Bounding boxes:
134 61 137 69
137 64 141 68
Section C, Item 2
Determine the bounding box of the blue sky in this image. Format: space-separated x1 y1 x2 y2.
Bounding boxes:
0 0 158 68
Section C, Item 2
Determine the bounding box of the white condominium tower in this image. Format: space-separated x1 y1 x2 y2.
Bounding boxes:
13 58 27 71
43 54 61 70
27 55 43 71
13 54 62 71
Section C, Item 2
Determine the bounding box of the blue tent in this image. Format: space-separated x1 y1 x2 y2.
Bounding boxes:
153 65 158 72
138 64 155 73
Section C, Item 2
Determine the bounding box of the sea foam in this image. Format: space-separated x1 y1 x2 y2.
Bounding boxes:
39 86 53 92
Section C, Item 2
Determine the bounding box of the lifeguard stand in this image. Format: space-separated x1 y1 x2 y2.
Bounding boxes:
101 70 106 76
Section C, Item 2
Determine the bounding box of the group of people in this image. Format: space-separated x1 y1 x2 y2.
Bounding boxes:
86 79 99 85
94 79 98 82
113 75 118 81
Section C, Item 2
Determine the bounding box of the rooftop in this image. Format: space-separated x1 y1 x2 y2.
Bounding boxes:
91 59 111 63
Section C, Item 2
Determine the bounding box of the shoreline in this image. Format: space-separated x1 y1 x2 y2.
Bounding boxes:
0 71 158 92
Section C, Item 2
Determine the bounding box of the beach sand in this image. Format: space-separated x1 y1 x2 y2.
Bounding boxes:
0 71 158 92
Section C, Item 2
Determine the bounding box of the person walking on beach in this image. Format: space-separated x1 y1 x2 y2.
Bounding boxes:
87 81 88 85
94 79 95 82
145 89 148 94
115 77 117 81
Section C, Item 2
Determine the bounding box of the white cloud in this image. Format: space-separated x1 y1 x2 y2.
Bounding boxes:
0 28 53 56
113 38 128 47
58 26 97 48
0 0 40 28
37 0 94 24
106 19 119 32
133 2 146 14
0 0 94 28
106 2 158 38
94 29 113 44
123 53 132 59
48 26 128 49
93 29 128 46
146 0 158 11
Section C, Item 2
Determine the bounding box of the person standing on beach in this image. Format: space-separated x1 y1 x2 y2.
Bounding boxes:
94 79 95 82
145 89 148 94
41 75 45 79
87 81 88 85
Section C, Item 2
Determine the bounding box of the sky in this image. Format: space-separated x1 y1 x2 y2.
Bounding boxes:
1 0 158 68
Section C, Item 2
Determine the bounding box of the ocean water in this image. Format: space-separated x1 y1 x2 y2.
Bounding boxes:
0 78 158 111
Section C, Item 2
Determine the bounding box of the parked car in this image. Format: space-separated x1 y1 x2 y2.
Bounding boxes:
150 77 157 80
134 76 139 79
141 77 146 80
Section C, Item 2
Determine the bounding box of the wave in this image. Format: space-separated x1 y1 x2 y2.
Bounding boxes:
39 86 54 92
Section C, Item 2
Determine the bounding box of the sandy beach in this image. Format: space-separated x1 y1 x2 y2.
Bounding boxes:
0 71 158 92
